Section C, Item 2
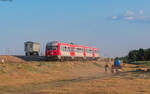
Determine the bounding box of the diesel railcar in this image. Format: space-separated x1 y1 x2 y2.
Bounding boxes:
45 41 100 61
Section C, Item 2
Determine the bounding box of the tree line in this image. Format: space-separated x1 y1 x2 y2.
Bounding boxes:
122 48 150 63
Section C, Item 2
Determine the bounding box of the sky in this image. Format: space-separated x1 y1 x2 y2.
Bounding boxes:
0 0 150 57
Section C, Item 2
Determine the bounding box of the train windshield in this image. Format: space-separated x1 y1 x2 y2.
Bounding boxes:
47 46 58 50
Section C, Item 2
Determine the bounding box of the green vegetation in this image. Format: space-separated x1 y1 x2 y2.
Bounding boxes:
130 61 150 67
122 48 150 63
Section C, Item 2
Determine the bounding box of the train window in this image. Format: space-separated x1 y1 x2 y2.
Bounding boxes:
89 50 93 53
60 46 64 51
71 47 74 51
77 48 79 51
63 46 70 52
65 47 68 51
85 49 89 53
78 48 80 53
80 48 83 53
88 49 91 53
86 49 92 53
47 46 58 50
75 48 81 53
85 49 87 53
69 47 72 51
64 46 67 51
52 47 57 50
77 48 79 52
67 47 70 52
46 46 52 50
74 48 77 52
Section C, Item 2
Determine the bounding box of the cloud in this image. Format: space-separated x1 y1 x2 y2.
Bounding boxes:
112 16 118 20
125 10 135 16
111 10 150 24
139 10 144 15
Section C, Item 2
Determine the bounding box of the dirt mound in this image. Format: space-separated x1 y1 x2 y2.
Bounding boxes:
0 55 25 63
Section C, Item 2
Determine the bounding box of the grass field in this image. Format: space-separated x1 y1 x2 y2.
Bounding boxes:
0 56 150 94
130 61 150 68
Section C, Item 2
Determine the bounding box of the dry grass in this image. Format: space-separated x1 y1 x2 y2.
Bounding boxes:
0 56 150 94
0 55 25 64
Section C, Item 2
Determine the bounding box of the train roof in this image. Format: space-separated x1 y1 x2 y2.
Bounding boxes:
59 42 99 50
24 41 40 44
47 41 99 50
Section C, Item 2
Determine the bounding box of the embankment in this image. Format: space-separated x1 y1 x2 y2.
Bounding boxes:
0 56 108 94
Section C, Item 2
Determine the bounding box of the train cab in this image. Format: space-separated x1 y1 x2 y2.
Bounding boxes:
45 41 60 60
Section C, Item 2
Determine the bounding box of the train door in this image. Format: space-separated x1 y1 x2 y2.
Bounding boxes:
93 49 95 57
70 47 75 58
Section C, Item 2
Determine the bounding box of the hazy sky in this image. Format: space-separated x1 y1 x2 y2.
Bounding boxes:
0 0 150 57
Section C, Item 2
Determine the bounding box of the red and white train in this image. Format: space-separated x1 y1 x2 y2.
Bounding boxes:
45 41 100 61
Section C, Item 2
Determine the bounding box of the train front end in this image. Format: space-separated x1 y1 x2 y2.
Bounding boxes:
45 41 60 60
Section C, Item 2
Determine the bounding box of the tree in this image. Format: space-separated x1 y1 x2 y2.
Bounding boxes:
124 48 150 63
128 50 138 62
137 48 145 61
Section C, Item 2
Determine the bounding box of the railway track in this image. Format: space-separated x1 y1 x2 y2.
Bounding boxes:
14 56 46 61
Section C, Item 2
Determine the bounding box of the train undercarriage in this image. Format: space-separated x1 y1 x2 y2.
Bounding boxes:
45 56 99 61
